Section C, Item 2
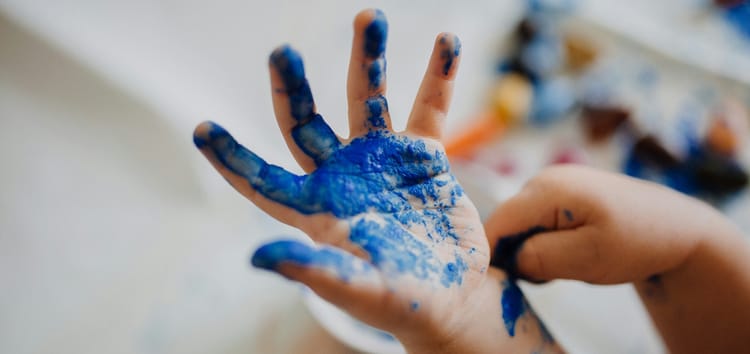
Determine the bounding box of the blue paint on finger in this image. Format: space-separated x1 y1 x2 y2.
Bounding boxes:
251 239 368 282
291 114 342 163
365 95 388 129
563 209 573 222
270 45 315 122
439 34 461 76
500 280 526 337
364 10 388 58
368 58 385 88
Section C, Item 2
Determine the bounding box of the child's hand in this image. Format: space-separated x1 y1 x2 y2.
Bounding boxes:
486 165 750 354
194 9 561 354
486 165 728 284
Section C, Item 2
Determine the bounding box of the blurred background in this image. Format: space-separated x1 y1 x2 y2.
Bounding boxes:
1 0 748 353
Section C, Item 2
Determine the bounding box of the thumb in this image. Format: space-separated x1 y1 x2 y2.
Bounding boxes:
251 239 387 313
492 226 605 283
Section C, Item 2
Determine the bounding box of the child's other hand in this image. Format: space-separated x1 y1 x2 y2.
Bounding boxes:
486 165 734 284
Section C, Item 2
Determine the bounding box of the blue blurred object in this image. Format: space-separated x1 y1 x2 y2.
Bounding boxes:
724 1 750 40
528 77 577 125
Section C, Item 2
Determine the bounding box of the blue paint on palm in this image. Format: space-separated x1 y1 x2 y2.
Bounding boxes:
201 125 469 287
500 280 527 337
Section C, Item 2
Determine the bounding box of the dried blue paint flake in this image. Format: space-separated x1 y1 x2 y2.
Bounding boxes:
501 280 527 337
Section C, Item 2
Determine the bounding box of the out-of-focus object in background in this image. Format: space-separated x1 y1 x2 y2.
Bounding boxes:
580 104 631 143
716 0 750 41
704 99 749 157
623 105 750 203
445 0 597 159
444 74 532 158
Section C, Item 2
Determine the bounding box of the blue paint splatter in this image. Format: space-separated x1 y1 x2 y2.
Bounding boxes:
501 280 526 337
364 10 388 58
490 225 548 282
251 239 370 282
439 34 461 75
410 301 420 311
563 209 573 222
270 45 314 122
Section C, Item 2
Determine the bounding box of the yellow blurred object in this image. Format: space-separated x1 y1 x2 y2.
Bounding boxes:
490 73 534 126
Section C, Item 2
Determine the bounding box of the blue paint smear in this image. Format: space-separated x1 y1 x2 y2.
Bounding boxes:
364 10 388 58
368 58 385 88
563 209 573 222
490 225 548 282
270 45 314 122
439 34 462 76
251 239 367 282
500 280 526 337
291 114 342 164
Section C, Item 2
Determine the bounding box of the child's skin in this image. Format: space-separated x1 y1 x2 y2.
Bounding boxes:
194 9 561 354
486 165 750 353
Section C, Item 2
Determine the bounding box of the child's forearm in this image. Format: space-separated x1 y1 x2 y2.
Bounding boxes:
635 219 750 354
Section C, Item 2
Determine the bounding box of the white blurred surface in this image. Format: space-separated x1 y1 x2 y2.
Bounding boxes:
1 1 748 353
